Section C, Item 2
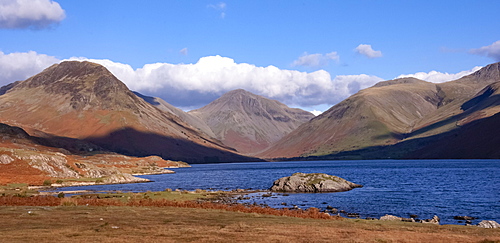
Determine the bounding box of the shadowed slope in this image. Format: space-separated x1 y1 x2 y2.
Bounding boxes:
133 91 217 138
0 123 188 185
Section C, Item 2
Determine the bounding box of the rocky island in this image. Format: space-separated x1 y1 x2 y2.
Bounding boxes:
270 172 363 193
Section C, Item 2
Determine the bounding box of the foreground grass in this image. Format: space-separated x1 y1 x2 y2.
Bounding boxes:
0 192 499 242
0 205 499 243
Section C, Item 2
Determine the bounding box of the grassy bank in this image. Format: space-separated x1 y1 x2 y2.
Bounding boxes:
0 190 499 242
1 205 499 242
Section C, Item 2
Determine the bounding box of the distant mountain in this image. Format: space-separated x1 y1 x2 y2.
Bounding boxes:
189 89 315 154
260 62 500 159
133 91 217 138
0 61 258 163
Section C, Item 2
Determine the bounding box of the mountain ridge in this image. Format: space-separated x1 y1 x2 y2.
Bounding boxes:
189 89 315 154
0 61 259 163
260 61 500 159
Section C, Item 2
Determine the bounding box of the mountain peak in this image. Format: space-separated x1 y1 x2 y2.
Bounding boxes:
13 61 134 110
470 62 500 80
189 89 314 154
373 77 428 88
220 89 257 100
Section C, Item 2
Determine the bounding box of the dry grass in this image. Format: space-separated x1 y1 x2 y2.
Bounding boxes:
0 205 498 243
0 195 336 220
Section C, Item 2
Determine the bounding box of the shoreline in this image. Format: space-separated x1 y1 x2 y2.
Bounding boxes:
28 187 500 228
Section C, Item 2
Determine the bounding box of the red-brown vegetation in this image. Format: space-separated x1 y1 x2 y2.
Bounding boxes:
0 195 337 220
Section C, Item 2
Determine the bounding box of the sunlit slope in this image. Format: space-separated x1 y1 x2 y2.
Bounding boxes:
260 62 500 159
189 89 315 154
0 61 257 163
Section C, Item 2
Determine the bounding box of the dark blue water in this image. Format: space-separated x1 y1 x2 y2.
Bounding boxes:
54 160 500 225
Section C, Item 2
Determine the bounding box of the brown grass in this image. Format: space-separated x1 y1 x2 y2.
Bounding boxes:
0 194 499 242
0 204 498 243
0 195 335 220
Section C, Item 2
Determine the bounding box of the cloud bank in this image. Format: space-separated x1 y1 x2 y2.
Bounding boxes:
68 55 381 109
355 44 383 58
470 40 500 61
291 52 340 68
0 0 65 29
3 51 482 112
0 51 59 85
396 66 482 83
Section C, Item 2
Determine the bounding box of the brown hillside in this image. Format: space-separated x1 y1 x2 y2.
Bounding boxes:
260 62 500 159
134 91 217 139
189 89 314 154
0 61 258 163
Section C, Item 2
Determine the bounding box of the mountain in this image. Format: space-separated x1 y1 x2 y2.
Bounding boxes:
189 89 315 154
260 62 500 159
0 61 258 163
133 91 217 138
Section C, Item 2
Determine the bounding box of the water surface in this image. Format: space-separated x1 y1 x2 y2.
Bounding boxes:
55 160 500 225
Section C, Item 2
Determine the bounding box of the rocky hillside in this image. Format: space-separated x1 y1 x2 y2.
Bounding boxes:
260 62 500 159
0 61 258 163
189 89 315 154
0 123 188 186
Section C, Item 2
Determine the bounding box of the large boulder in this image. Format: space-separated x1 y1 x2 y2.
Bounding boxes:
270 172 362 193
477 220 500 228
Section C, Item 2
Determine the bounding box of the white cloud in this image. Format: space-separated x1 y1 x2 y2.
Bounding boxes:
310 110 323 116
179 48 188 55
208 2 226 18
469 40 500 61
0 51 59 86
396 66 482 83
333 74 384 96
67 55 382 109
355 44 382 58
0 0 65 29
0 51 489 114
291 52 340 68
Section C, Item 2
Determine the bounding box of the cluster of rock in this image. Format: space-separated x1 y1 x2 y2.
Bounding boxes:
378 214 499 228
270 173 362 193
380 214 440 224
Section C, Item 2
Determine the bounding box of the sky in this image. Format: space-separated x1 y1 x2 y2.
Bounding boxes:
1 0 500 114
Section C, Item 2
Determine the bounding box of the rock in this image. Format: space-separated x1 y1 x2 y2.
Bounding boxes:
422 215 440 225
0 154 14 164
401 218 416 222
103 174 149 184
477 220 500 228
453 216 476 221
270 173 363 193
380 214 403 221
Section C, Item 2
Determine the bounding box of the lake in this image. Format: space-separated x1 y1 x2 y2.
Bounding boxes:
54 160 500 225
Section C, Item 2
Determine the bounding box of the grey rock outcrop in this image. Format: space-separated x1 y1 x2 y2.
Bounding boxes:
270 173 362 193
380 215 403 221
421 215 440 225
477 220 500 228
380 214 439 225
0 154 14 164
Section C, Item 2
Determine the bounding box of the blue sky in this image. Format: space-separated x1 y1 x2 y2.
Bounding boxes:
1 0 500 113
